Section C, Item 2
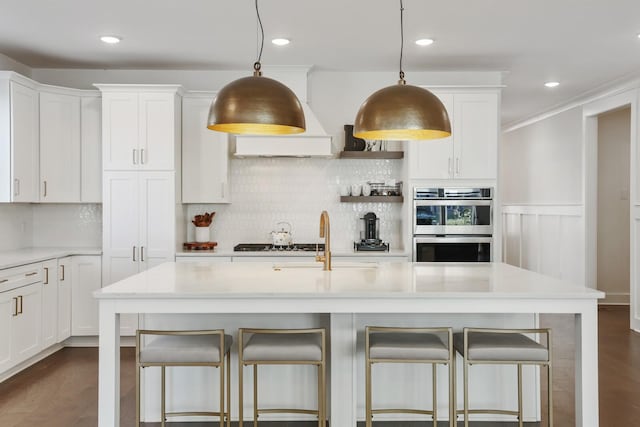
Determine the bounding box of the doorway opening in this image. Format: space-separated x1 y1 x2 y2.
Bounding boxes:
596 107 631 304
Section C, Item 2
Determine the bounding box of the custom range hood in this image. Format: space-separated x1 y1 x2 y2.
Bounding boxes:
234 103 333 157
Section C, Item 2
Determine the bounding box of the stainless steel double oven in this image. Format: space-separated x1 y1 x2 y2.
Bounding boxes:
412 187 493 262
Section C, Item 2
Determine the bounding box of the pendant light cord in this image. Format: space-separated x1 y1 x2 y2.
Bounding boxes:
398 0 405 83
254 0 264 74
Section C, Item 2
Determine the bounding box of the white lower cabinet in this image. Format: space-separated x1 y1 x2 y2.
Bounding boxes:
57 256 72 341
71 255 101 336
9 283 43 367
41 259 59 348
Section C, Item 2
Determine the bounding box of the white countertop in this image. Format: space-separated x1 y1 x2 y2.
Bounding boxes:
95 261 604 300
0 247 102 270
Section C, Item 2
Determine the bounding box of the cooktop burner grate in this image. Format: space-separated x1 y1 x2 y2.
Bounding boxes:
234 243 325 252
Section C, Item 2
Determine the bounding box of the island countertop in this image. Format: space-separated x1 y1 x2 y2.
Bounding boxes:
95 261 604 301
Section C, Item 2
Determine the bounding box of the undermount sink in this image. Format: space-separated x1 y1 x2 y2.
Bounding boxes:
272 261 379 271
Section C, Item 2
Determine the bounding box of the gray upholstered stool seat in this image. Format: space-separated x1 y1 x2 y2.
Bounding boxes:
136 330 232 427
242 332 322 361
454 328 552 427
453 331 548 362
369 332 450 361
238 328 326 427
140 334 233 364
365 327 455 427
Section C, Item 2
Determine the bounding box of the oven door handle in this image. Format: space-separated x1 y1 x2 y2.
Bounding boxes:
414 200 491 207
413 236 493 244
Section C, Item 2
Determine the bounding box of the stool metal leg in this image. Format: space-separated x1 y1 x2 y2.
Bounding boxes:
547 363 553 427
365 345 372 427
227 350 231 427
317 364 323 427
517 364 523 427
253 365 258 427
161 365 166 427
432 363 437 427
463 359 469 427
219 356 224 427
136 366 141 427
449 358 456 427
239 329 244 427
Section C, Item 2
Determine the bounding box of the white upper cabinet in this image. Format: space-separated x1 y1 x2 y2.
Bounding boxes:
39 90 81 202
182 94 230 203
408 93 454 180
0 74 40 203
408 90 499 181
80 95 102 202
98 85 181 171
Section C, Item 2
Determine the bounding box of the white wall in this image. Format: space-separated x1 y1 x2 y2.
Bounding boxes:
501 107 583 204
0 204 33 251
501 107 585 285
597 107 631 303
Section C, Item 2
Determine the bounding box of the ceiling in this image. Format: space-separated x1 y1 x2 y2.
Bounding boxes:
1 0 640 127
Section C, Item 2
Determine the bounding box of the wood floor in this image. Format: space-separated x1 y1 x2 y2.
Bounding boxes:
0 306 638 426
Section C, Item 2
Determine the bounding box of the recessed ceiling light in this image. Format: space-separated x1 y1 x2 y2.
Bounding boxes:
544 81 560 88
100 35 122 44
271 38 290 46
415 38 434 46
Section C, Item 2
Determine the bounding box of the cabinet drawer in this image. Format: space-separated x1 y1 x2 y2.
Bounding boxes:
0 263 43 292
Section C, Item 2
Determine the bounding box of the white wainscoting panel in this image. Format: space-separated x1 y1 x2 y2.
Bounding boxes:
502 205 584 287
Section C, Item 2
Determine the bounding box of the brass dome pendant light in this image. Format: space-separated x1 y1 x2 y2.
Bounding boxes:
207 0 305 135
354 0 451 141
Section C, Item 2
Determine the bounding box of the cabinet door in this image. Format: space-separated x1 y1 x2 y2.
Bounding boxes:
102 171 140 286
57 257 72 341
12 283 42 365
39 91 81 202
71 255 101 336
102 92 139 171
10 81 39 202
139 171 176 269
138 92 176 171
182 96 230 203
81 95 102 202
0 290 14 373
41 259 58 348
407 92 454 180
453 93 499 180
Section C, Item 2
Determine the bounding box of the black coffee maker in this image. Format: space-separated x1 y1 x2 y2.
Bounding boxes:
354 212 389 252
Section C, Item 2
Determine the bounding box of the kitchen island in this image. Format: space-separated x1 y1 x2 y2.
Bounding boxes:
95 261 604 427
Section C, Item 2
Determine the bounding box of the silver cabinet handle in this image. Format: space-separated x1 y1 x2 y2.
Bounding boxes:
133 149 138 165
447 158 452 175
60 265 65 281
12 297 18 316
43 180 47 197
14 179 19 196
141 246 145 262
25 272 37 277
455 157 460 174
133 246 137 262
0 279 8 284
140 149 145 165
43 268 49 284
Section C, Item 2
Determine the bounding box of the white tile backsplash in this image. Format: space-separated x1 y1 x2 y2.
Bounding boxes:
186 157 404 251
0 204 33 251
32 204 102 247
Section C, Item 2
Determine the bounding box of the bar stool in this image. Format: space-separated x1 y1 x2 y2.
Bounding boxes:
238 328 326 426
365 326 456 427
453 327 552 427
136 329 232 427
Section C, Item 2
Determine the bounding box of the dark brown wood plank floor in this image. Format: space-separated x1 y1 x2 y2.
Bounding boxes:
0 306 637 426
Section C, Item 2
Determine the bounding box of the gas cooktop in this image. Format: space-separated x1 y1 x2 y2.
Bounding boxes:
234 243 325 252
